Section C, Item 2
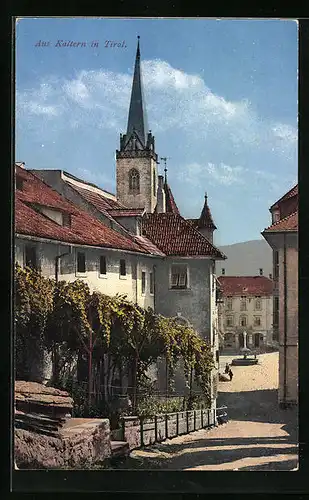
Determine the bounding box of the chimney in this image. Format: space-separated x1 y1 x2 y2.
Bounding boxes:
259 268 263 276
156 175 166 213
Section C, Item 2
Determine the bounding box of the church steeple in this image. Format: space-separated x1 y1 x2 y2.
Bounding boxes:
116 37 158 213
126 36 148 146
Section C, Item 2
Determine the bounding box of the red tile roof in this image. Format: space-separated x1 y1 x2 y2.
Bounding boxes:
270 184 298 210
133 235 166 256
15 167 153 253
218 276 273 296
164 183 180 214
263 211 298 233
16 168 79 215
142 213 226 258
66 182 126 213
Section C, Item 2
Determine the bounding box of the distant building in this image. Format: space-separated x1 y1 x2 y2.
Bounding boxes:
262 184 298 408
217 276 274 351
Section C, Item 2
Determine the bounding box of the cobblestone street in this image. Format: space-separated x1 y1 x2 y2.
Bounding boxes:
128 352 298 470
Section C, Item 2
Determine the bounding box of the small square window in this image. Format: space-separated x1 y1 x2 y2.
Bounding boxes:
120 259 126 276
149 272 154 295
141 271 146 294
171 264 188 289
100 255 107 275
25 245 37 270
77 252 86 273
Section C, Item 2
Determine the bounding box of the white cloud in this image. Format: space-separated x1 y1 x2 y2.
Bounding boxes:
177 161 246 186
16 59 297 158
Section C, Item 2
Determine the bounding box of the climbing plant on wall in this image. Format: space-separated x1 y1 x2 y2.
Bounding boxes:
14 264 214 409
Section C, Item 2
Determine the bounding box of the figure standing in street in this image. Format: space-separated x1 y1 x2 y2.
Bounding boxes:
225 363 230 374
228 368 234 381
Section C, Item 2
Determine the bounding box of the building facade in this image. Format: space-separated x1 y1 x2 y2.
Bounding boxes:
217 276 274 352
262 185 298 407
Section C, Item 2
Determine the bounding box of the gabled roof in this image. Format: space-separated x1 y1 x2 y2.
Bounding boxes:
263 211 298 233
218 276 273 296
142 213 226 258
15 166 155 254
66 182 126 212
270 184 298 211
164 183 180 215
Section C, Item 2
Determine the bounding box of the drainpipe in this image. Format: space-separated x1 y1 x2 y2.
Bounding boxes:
153 264 157 312
55 250 70 283
283 234 288 406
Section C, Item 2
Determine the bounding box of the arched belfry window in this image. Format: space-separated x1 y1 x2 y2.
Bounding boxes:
129 168 140 193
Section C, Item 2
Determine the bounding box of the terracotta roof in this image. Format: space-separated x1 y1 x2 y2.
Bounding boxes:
218 276 273 296
66 182 126 212
133 235 165 256
197 195 217 229
164 183 180 214
15 167 152 253
270 184 298 210
16 167 79 215
142 213 226 258
263 211 298 233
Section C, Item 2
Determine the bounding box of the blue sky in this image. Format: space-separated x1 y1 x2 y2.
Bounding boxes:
15 18 298 245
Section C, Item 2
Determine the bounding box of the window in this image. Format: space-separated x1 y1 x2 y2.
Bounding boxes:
226 316 233 327
141 271 146 294
129 169 140 193
273 296 279 327
259 268 263 276
120 259 126 276
77 252 86 273
170 264 188 289
254 316 261 327
274 251 279 280
240 297 247 311
255 297 262 310
99 255 107 275
240 316 247 327
221 268 225 275
25 245 37 270
149 272 154 295
153 169 156 196
226 297 233 310
62 213 71 227
272 210 280 223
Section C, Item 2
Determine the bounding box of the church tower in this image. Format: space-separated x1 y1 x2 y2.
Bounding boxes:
116 37 158 213
197 193 217 243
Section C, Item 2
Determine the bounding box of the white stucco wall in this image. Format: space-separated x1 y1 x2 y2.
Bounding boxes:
15 236 158 309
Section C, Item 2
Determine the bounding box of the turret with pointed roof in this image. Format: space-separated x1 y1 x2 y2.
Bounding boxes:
187 193 217 243
116 37 158 213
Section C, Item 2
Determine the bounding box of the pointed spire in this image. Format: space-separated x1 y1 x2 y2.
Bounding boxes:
198 193 217 229
126 36 148 146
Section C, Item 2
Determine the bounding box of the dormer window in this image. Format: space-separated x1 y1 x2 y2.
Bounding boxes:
272 210 280 223
62 213 72 227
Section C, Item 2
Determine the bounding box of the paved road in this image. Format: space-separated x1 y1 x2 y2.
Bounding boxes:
129 352 298 470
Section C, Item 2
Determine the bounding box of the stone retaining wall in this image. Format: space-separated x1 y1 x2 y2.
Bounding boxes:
122 408 217 450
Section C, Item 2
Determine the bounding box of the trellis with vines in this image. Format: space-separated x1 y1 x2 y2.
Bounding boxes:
15 263 214 412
